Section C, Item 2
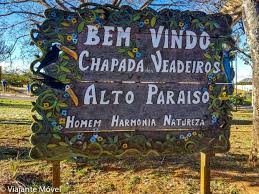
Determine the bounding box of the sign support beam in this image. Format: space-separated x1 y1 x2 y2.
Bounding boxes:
52 161 61 194
200 152 213 194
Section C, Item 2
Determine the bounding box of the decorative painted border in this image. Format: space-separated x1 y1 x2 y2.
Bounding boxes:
29 4 233 160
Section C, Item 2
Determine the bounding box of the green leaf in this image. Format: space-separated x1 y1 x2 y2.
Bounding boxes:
61 22 70 27
94 9 105 14
150 17 156 27
60 61 69 66
146 141 152 147
70 136 77 144
205 22 210 27
132 14 141 21
59 142 69 146
68 46 76 49
114 135 118 143
65 136 70 144
124 133 131 138
60 66 71 73
204 53 211 59
58 34 64 42
169 137 176 142
108 137 113 144
209 43 215 48
53 134 61 140
58 75 66 82
128 50 134 58
46 112 52 118
62 55 69 60
78 22 85 33
215 55 221 61
83 142 87 150
63 79 70 84
47 144 57 148
117 48 126 53
58 102 68 108
53 126 59 132
56 66 61 73
56 106 60 112
209 24 214 31
170 20 177 28
192 19 200 23
213 22 220 28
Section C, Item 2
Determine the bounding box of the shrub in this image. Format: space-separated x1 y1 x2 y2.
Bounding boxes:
2 71 32 87
230 95 252 106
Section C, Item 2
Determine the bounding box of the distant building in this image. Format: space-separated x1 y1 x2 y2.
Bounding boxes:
237 78 252 92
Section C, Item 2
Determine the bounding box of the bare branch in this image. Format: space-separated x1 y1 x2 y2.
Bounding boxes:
150 3 183 6
140 0 154 11
63 0 77 10
235 46 252 59
9 34 29 53
0 0 34 5
0 20 30 30
0 11 44 18
113 0 122 6
0 40 12 62
38 0 52 8
0 0 51 8
55 0 69 10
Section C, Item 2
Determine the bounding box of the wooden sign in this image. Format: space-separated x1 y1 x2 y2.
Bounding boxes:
29 4 234 160
61 82 210 131
75 28 222 82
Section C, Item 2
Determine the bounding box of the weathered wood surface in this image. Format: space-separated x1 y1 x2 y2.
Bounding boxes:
200 152 212 194
41 7 232 82
75 34 227 82
52 161 61 194
29 6 233 160
63 82 210 131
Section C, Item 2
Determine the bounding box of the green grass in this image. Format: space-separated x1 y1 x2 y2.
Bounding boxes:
0 98 258 194
0 99 32 124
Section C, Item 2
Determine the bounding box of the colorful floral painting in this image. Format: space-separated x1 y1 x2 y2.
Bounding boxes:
30 4 234 160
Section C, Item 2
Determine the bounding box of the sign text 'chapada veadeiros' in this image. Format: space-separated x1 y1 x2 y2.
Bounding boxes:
29 4 234 160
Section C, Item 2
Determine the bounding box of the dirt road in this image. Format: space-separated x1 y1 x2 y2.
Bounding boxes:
0 93 35 100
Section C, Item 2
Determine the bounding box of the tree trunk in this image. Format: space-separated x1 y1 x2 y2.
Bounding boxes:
242 0 259 166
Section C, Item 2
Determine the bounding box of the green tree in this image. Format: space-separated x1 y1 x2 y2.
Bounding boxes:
2 69 32 87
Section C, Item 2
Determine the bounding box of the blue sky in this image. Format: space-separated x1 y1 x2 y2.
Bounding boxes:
234 56 252 82
0 1 252 82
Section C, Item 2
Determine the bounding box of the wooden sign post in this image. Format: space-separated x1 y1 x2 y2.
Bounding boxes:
52 161 61 194
29 3 234 193
200 152 212 194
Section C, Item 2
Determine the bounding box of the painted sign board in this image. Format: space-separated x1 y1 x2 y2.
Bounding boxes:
30 4 234 160
60 82 210 131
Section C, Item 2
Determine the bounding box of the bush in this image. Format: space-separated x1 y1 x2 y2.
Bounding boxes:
230 95 252 106
2 71 32 87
